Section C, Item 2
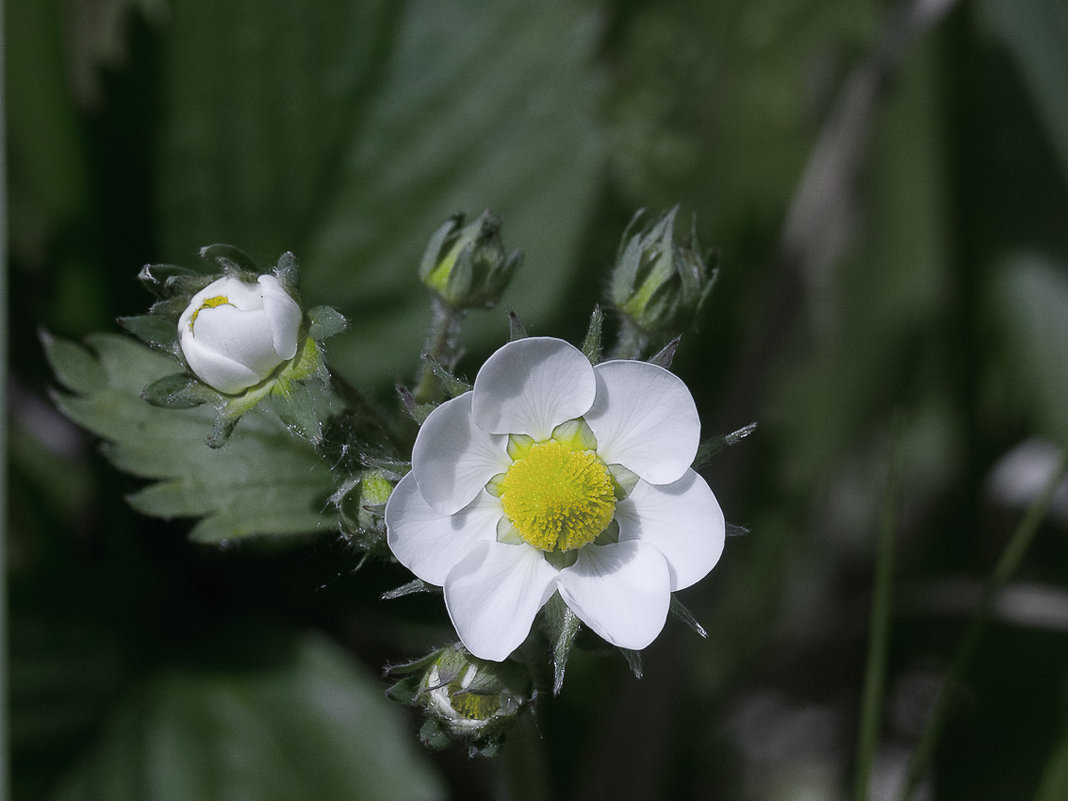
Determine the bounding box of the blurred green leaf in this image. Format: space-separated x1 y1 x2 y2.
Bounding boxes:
301 0 605 386
155 0 604 388
45 333 336 543
1037 733 1068 801
978 0 1068 187
607 0 877 243
48 634 445 801
11 618 128 756
993 254 1068 444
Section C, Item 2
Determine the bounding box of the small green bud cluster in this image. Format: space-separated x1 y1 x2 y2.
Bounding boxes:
610 206 718 334
418 210 523 310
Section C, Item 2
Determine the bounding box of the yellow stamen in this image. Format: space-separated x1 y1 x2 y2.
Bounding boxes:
498 439 616 552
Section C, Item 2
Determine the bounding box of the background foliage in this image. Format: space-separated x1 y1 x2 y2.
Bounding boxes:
8 0 1068 798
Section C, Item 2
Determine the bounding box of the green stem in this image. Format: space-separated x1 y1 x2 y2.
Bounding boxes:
413 296 463 404
853 426 900 801
898 451 1068 801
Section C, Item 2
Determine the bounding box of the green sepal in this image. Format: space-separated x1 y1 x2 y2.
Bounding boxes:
307 305 348 341
196 335 333 448
136 262 205 299
419 719 453 750
692 421 758 468
141 373 217 409
264 379 334 444
581 305 604 364
648 336 680 368
381 578 437 600
620 648 643 679
118 314 181 354
543 592 582 695
423 355 472 398
669 595 708 638
508 310 527 341
206 417 239 450
274 250 300 286
385 675 425 705
398 386 436 425
198 243 261 275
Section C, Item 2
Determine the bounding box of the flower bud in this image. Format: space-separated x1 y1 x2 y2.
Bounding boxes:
178 275 302 395
334 468 397 549
386 645 531 753
418 211 522 309
610 206 718 334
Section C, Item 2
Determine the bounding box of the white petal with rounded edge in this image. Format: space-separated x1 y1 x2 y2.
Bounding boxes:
192 307 282 376
258 275 301 359
615 469 725 591
444 541 558 661
412 393 511 514
385 473 502 586
557 540 671 650
180 330 263 394
471 337 596 440
584 360 700 485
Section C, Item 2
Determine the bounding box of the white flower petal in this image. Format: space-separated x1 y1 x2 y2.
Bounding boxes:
413 393 511 514
179 331 263 394
385 473 502 586
444 541 558 661
258 275 301 359
471 337 596 440
615 470 725 590
585 360 700 484
192 307 282 376
557 541 671 651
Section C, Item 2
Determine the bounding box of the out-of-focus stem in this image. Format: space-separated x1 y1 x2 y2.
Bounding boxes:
413 297 462 404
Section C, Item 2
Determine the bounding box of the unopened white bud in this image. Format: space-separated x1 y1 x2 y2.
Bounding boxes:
178 275 301 395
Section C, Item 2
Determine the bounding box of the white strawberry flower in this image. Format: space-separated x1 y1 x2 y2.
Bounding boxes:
178 275 302 395
386 336 725 661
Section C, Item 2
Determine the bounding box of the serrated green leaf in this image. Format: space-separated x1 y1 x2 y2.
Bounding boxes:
48 634 445 801
51 334 336 542
41 332 106 394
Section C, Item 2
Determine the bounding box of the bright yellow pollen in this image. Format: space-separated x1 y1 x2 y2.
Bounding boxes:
498 439 616 552
189 295 233 329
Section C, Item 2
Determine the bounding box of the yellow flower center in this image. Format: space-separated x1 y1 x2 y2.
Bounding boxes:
498 439 616 552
